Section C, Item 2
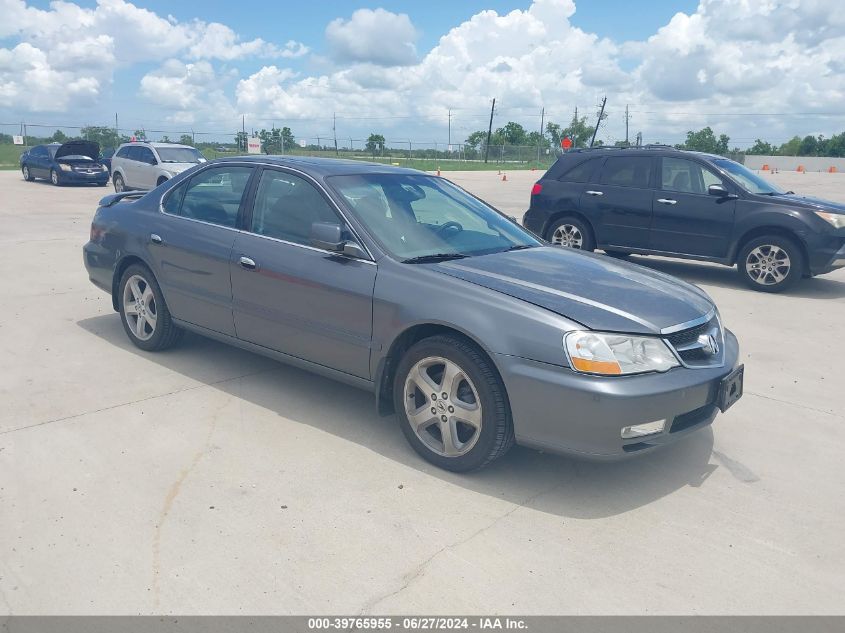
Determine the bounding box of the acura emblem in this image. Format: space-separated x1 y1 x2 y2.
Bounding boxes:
697 333 720 356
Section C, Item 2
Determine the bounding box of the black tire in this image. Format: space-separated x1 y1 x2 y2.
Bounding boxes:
393 335 514 472
117 264 183 351
603 250 630 259
22 165 34 182
736 235 804 293
113 173 125 193
50 169 61 186
546 216 595 251
156 176 168 187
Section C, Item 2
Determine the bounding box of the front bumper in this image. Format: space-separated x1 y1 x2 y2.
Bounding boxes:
496 329 741 459
59 169 110 185
815 240 845 274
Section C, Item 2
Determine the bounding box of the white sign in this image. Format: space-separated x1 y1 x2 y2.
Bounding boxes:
298 139 306 148
247 137 261 154
13 135 23 145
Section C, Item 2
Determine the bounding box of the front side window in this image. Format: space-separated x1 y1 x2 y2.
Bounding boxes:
662 157 724 195
328 174 540 260
250 170 341 245
137 147 156 165
599 157 652 188
174 166 252 227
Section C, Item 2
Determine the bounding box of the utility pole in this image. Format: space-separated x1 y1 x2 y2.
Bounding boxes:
538 106 545 162
242 115 246 151
115 112 119 137
484 98 496 164
448 107 452 149
625 104 630 146
589 96 606 148
333 112 339 156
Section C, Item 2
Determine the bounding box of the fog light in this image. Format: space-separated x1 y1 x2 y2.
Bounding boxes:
621 419 666 439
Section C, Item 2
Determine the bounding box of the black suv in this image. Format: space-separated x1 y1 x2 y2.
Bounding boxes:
524 146 845 292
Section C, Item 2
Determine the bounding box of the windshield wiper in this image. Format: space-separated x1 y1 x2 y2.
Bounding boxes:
402 253 469 264
501 244 535 252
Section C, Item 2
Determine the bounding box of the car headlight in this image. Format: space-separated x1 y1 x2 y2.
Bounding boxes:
564 331 679 376
814 211 845 229
59 164 72 171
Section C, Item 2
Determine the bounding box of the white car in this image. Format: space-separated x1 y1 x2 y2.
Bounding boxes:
110 142 206 192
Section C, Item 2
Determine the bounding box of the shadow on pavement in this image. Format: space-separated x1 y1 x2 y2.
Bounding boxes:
78 314 720 520
624 255 845 299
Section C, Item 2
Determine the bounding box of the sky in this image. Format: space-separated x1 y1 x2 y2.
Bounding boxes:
1 0 844 148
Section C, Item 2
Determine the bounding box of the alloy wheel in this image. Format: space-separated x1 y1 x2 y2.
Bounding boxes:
114 176 124 192
50 170 58 185
403 356 482 457
552 224 583 249
122 274 158 341
745 244 791 286
22 166 30 180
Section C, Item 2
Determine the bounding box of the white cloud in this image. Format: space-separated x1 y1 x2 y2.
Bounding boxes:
326 8 418 67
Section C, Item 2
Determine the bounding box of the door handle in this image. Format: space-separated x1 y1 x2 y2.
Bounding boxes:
657 198 677 205
585 190 603 196
239 256 257 270
150 233 163 244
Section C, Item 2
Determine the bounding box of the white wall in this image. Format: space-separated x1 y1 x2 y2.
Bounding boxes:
744 155 845 172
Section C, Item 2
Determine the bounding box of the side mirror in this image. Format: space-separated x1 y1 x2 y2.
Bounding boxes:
708 184 730 197
310 222 344 251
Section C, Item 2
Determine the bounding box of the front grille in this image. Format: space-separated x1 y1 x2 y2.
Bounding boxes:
664 316 723 367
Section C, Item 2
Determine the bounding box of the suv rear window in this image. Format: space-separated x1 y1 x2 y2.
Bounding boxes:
558 159 597 183
599 156 652 188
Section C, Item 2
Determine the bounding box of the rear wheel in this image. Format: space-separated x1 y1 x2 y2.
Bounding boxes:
50 169 60 186
114 173 125 193
393 335 514 472
118 264 183 351
737 235 803 292
547 216 595 251
22 165 34 182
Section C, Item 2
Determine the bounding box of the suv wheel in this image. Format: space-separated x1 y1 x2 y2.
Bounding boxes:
114 173 125 193
737 235 803 292
547 216 595 251
118 264 183 351
393 335 514 472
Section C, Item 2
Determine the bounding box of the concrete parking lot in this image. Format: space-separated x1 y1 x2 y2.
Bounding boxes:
1 167 843 615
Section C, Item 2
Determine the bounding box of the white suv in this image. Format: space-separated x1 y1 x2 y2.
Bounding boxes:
110 142 207 192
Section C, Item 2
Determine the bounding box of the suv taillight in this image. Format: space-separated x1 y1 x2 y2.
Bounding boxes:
531 183 542 195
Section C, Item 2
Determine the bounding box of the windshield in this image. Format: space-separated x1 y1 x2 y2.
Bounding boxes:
156 147 205 164
328 174 540 260
713 159 785 195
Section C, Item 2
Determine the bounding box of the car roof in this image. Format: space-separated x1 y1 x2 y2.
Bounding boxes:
211 154 425 177
116 142 195 149
560 146 723 161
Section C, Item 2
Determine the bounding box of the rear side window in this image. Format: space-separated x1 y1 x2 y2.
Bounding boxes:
599 157 652 188
558 159 597 183
171 166 252 227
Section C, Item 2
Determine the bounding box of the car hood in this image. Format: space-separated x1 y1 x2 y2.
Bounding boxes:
765 193 845 215
431 247 714 335
55 140 100 161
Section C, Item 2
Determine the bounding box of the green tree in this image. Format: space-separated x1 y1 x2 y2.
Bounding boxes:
464 131 487 151
494 121 528 145
80 125 121 149
235 131 248 152
546 115 596 149
746 139 776 155
798 135 820 156
676 127 729 154
134 129 147 141
280 126 295 150
179 134 193 145
366 133 386 157
779 136 801 156
50 130 68 143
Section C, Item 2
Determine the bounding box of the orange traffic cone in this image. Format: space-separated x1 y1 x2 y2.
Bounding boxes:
762 164 769 170
501 173 507 182
797 165 805 172
829 166 837 173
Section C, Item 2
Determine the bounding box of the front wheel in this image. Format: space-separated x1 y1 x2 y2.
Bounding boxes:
50 169 61 186
118 264 183 351
113 173 125 193
22 165 34 181
393 335 514 472
547 216 595 251
737 235 804 292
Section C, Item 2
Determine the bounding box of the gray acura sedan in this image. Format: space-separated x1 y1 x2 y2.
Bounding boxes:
83 156 743 471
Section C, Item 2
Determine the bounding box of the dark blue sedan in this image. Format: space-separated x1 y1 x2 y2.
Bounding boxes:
20 140 110 186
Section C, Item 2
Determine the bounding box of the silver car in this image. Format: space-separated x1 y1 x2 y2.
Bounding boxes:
110 142 206 192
